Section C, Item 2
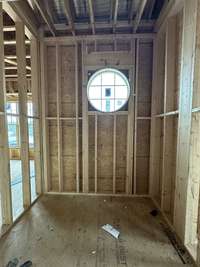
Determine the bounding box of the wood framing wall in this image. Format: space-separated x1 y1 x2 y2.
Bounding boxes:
42 36 153 195
0 4 43 236
150 0 200 264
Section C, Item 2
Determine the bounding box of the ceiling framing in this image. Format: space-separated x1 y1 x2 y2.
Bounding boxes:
2 0 166 80
3 0 165 37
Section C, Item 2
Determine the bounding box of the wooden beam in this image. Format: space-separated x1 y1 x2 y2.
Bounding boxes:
5 74 31 78
16 21 31 208
44 1 57 25
30 38 42 195
129 0 135 22
3 26 15 32
94 113 98 193
87 0 95 35
113 0 119 33
63 0 75 36
133 0 148 33
174 0 198 243
5 58 31 71
5 66 18 70
154 0 183 33
46 20 155 32
6 55 31 59
44 34 156 45
113 114 116 194
82 41 89 192
56 44 63 192
4 39 30 45
133 39 139 194
148 0 156 20
32 0 56 36
3 1 39 38
40 41 50 192
0 2 13 226
75 43 79 192
110 0 114 22
161 17 177 213
126 41 135 194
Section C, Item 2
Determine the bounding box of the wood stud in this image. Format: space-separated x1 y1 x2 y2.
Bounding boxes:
82 41 89 193
16 21 31 208
30 38 42 195
0 3 13 226
56 44 63 192
126 40 135 194
75 42 80 193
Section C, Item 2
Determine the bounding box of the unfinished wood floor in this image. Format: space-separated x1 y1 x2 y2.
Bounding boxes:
0 195 194 267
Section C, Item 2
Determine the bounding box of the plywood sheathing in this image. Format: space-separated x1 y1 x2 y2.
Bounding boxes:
44 38 153 195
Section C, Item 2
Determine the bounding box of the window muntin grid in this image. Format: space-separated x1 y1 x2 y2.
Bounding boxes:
87 68 130 112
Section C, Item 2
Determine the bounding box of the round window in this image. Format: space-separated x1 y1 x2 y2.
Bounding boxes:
87 68 130 112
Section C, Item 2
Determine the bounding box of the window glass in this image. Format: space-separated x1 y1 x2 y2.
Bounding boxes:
87 68 130 112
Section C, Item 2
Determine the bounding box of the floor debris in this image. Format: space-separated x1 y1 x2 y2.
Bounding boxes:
6 258 19 267
150 209 158 216
47 225 54 231
19 260 33 267
102 224 120 239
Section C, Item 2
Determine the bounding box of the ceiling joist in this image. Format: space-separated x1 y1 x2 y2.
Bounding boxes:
32 0 56 36
148 0 156 20
113 0 119 33
129 0 135 22
154 0 183 32
47 20 155 33
87 0 95 35
63 0 75 36
133 0 148 33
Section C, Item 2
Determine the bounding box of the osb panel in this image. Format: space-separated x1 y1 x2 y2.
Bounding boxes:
79 120 83 192
163 116 178 217
159 118 164 201
117 40 131 51
78 44 82 117
136 158 149 194
62 120 76 192
156 33 166 115
188 114 200 242
47 46 57 117
48 120 58 191
137 120 150 157
60 45 76 117
116 115 127 193
96 40 115 52
97 116 113 193
48 120 58 156
151 118 163 203
138 41 153 117
85 51 132 66
136 120 150 194
50 156 59 191
89 116 95 192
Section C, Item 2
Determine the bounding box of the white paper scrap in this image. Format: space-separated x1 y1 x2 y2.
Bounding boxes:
102 224 120 239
